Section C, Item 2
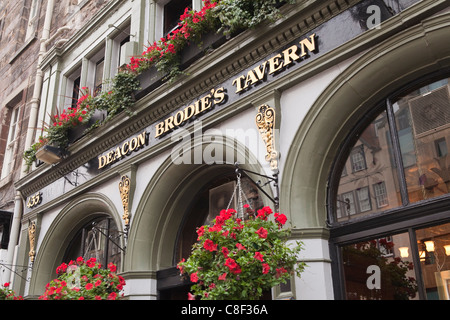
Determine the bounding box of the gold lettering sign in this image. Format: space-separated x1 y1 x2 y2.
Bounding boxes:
98 131 148 169
154 87 226 138
232 34 316 93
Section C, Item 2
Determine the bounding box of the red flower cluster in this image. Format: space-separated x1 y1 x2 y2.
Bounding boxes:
51 88 90 128
40 257 125 300
177 204 303 300
0 282 23 300
52 107 88 127
126 0 220 73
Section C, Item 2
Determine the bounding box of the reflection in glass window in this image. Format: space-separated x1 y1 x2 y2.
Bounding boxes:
350 145 366 172
336 111 402 222
356 187 371 212
373 181 388 208
335 76 450 222
342 233 418 300
164 0 191 35
394 78 450 203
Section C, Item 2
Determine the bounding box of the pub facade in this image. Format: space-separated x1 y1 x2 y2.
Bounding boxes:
4 0 450 300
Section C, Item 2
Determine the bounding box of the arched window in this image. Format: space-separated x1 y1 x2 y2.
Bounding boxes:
328 73 450 300
63 216 122 271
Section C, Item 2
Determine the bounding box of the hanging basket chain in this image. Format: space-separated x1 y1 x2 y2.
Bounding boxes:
226 172 253 220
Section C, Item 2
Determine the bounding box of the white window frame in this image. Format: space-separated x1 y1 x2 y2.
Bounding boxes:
24 0 40 40
373 182 389 208
1 107 20 179
155 0 199 38
356 187 371 212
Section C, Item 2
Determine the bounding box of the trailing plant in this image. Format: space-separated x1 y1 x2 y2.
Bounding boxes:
177 206 305 300
23 136 48 171
214 0 296 36
101 71 141 120
39 257 125 300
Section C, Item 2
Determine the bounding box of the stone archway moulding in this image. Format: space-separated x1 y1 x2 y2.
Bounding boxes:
28 193 121 296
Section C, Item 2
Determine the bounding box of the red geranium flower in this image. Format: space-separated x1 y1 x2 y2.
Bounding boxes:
256 227 268 239
203 239 218 252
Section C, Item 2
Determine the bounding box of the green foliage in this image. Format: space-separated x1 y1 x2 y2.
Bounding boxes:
23 136 48 171
92 71 141 121
177 206 305 300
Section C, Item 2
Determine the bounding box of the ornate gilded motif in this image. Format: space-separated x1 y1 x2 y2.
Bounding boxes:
119 175 131 226
28 221 36 263
255 104 278 170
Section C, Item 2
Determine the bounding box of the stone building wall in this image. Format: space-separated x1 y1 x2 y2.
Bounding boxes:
0 0 110 210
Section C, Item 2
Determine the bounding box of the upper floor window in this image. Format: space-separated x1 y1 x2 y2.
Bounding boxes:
24 0 40 41
1 101 21 179
94 57 104 96
63 66 82 110
162 0 192 36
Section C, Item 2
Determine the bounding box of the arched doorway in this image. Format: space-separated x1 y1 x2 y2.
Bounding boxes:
158 172 266 299
127 134 272 299
28 193 123 297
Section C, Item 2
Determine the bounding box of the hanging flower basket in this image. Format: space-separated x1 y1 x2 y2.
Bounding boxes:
177 205 305 300
39 257 125 300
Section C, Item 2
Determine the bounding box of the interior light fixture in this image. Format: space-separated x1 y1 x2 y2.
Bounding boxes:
398 247 409 258
424 240 435 252
444 245 450 256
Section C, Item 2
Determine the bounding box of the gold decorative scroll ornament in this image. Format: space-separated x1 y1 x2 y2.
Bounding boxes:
119 175 131 226
28 221 36 263
256 104 278 170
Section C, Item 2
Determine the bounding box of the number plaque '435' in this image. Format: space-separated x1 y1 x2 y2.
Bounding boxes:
27 192 42 209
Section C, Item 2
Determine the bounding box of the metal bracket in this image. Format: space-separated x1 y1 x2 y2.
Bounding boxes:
235 162 280 211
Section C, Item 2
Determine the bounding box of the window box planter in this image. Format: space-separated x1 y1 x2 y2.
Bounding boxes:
134 66 164 101
35 145 64 165
179 32 227 69
134 32 227 101
67 109 107 144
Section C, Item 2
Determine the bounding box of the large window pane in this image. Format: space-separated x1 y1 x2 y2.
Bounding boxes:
393 78 450 203
416 222 450 300
342 233 418 300
336 111 402 221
